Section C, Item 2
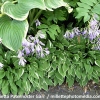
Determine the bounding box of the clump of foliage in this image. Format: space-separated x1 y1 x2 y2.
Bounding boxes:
0 0 69 51
0 0 100 95
0 26 100 94
64 0 100 26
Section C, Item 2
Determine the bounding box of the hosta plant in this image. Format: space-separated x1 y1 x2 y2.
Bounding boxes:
0 22 100 94
0 0 100 95
0 0 70 51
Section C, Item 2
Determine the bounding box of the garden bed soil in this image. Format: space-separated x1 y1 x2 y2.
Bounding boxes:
29 82 100 100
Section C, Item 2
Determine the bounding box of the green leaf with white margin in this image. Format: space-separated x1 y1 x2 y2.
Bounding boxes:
44 0 67 11
95 60 100 67
42 82 48 91
58 65 66 77
23 79 31 92
74 54 80 61
1 0 67 21
0 15 28 51
55 72 64 81
1 0 46 21
15 68 24 80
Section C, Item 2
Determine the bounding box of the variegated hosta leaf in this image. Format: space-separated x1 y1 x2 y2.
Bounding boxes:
0 15 29 51
1 2 29 21
1 0 46 21
1 0 67 21
44 0 67 11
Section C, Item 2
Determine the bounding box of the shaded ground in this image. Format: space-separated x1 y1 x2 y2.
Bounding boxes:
29 82 100 100
2 82 100 100
29 83 100 100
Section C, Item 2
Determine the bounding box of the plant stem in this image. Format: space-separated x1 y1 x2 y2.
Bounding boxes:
30 10 43 27
29 9 35 23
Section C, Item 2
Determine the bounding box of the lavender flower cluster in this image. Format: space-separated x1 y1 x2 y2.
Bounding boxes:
17 19 50 66
18 31 50 66
64 15 100 50
64 27 81 39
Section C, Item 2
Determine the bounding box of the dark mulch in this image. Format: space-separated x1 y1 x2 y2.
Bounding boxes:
29 81 100 100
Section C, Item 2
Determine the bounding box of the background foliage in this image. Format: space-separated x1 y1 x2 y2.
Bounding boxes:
0 0 68 51
0 31 100 95
0 0 100 95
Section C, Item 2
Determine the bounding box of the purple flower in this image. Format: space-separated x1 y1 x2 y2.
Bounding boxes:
34 38 39 45
19 57 27 66
17 30 50 65
36 30 46 39
35 19 41 26
24 47 31 55
89 33 94 41
95 30 100 36
40 52 45 58
88 29 99 41
93 37 100 50
28 35 35 41
69 32 74 38
22 39 30 47
18 50 24 58
90 18 98 29
30 43 35 52
39 41 45 46
44 48 50 55
64 31 71 38
73 27 80 35
0 63 3 69
63 34 67 38
39 33 46 39
81 30 87 35
36 45 42 53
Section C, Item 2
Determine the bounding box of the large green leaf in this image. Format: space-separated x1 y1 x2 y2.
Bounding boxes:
84 63 91 73
15 68 24 80
1 1 45 21
1 0 67 21
10 81 18 95
2 80 9 95
58 65 66 77
44 0 67 11
0 69 5 79
0 15 28 51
